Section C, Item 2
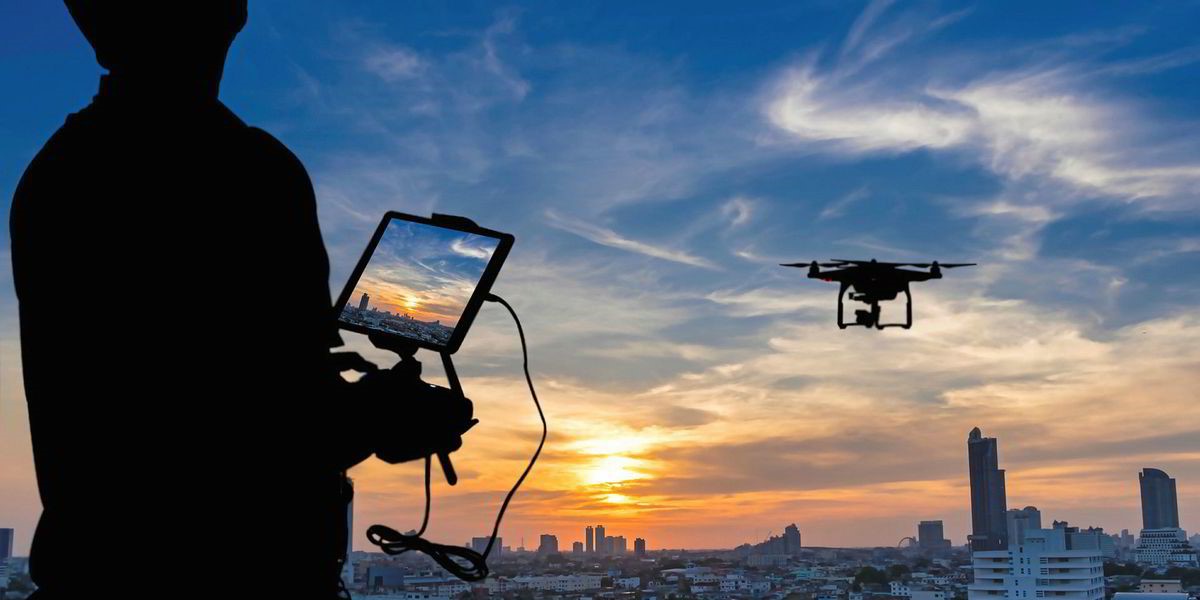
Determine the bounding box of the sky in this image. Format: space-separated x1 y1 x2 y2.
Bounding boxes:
2 0 1199 555
347 219 500 326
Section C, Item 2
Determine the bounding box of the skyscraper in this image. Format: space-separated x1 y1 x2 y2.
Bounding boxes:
358 292 370 311
634 537 647 557
538 534 559 555
967 427 1008 551
1139 468 1180 529
596 525 606 555
0 528 11 560
918 520 950 549
585 525 594 553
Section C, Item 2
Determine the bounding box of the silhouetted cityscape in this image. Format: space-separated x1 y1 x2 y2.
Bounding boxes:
6 428 1193 600
339 292 455 346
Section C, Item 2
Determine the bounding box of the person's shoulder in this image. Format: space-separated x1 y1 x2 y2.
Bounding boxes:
11 106 98 214
240 122 312 183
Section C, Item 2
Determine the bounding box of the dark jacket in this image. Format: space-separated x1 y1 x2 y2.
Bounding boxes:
11 75 366 599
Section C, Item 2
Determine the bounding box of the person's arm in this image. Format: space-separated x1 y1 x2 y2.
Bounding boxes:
262 129 473 471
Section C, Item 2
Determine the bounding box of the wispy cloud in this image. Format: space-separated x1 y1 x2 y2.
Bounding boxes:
545 210 720 269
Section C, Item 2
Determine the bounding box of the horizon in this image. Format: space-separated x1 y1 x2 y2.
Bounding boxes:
2 1 1199 557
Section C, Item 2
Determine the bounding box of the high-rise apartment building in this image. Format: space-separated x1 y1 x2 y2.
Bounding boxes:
968 427 1008 551
595 525 606 555
968 525 1104 600
538 534 559 555
358 292 370 311
585 526 594 553
634 537 647 557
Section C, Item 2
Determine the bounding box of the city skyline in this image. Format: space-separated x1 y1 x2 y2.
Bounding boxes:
3 0 1200 556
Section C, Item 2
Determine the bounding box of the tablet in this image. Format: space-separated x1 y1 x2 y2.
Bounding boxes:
335 212 514 354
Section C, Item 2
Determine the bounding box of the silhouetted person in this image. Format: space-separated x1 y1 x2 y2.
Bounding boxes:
10 2 472 598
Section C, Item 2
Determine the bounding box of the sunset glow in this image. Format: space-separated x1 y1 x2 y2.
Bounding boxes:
4 0 1200 560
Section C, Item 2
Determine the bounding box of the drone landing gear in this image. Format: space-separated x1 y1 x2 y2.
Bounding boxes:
836 283 913 330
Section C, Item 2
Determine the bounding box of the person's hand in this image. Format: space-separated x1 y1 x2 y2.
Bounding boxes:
359 362 478 465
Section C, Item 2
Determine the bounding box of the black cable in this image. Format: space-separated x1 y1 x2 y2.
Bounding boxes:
365 293 547 582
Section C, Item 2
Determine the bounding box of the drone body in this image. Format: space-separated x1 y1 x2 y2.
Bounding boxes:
780 259 975 329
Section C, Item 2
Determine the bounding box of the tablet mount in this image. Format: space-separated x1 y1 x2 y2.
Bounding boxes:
366 332 466 486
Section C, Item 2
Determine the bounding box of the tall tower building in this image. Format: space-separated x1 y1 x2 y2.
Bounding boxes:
585 526 594 553
1139 468 1180 529
634 537 647 557
358 292 370 311
968 427 1008 551
596 525 606 555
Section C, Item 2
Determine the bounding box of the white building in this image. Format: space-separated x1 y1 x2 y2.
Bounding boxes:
968 527 1104 600
1135 528 1199 567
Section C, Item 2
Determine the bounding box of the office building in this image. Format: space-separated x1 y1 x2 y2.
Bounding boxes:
538 534 559 555
358 292 370 311
0 528 11 560
918 520 950 550
968 525 1103 600
612 535 627 554
572 541 584 554
585 525 594 553
1140 468 1180 529
968 427 1008 551
1006 506 1042 547
635 537 647 557
1136 528 1198 567
595 525 606 555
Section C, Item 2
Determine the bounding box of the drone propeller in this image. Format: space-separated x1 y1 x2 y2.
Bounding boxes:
938 262 976 268
780 261 847 268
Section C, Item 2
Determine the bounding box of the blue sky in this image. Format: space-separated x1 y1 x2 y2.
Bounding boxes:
2 1 1200 553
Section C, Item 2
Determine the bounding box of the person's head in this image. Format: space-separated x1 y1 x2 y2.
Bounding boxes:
64 1 247 90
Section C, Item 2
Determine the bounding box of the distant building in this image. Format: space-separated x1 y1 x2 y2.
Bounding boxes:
1140 580 1184 594
1136 468 1194 567
538 534 559 555
586 525 594 553
1140 468 1180 529
572 541 584 554
596 525 606 555
358 292 370 311
472 536 502 559
635 537 647 557
918 520 950 550
612 535 628 554
1006 506 1041 546
967 427 1008 551
1136 528 1198 567
968 525 1103 600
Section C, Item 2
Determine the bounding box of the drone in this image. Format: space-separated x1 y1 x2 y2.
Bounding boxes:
780 259 975 329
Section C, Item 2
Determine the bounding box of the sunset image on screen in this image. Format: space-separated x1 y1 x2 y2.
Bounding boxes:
338 219 499 347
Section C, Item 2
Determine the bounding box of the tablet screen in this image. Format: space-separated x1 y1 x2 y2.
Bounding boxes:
338 217 504 349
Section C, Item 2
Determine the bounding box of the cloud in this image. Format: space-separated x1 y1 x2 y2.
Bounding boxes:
544 210 719 269
364 45 426 81
766 51 1200 211
819 185 871 220
721 196 754 227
